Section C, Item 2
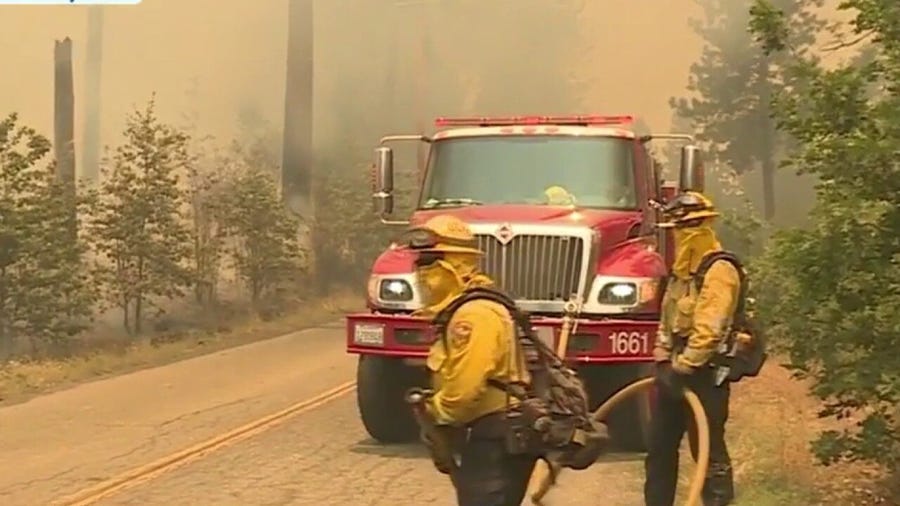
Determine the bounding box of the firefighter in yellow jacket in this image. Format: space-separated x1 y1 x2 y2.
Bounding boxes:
401 215 537 506
644 191 738 506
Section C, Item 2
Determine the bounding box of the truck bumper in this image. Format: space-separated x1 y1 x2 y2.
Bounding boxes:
346 312 657 364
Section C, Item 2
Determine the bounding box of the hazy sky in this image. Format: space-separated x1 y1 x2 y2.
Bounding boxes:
0 0 845 221
0 1 713 163
0 1 288 159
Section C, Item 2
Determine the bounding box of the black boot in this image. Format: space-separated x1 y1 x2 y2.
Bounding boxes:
702 462 735 506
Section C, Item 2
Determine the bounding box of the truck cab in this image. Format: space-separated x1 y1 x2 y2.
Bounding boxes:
345 115 704 450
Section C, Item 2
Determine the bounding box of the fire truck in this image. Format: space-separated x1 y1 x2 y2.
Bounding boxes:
345 115 705 451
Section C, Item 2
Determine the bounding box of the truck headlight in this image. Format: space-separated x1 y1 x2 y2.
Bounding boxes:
367 274 419 309
597 282 639 305
379 279 414 302
585 276 660 313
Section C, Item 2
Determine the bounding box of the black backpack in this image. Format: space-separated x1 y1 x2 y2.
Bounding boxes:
693 251 768 381
433 286 608 470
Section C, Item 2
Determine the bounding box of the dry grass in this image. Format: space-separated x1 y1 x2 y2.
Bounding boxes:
0 289 363 407
677 360 890 505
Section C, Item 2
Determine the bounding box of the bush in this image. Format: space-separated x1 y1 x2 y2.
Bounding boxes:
0 94 325 360
750 0 899 486
0 113 95 359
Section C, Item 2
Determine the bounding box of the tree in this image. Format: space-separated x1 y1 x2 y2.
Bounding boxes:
180 86 228 308
236 102 281 180
750 0 899 490
184 147 227 308
0 113 95 357
220 148 304 309
672 0 823 220
88 97 193 335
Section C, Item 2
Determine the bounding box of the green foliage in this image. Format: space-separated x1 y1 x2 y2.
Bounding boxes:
87 97 193 335
184 144 228 307
0 91 319 359
310 70 418 292
235 102 282 181
713 168 766 258
750 0 899 477
219 146 304 307
0 113 95 357
312 150 408 291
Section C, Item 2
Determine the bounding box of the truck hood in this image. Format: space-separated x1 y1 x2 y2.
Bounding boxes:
372 204 653 276
411 204 638 229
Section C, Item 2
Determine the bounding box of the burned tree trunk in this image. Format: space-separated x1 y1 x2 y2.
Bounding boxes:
281 0 315 277
54 37 77 239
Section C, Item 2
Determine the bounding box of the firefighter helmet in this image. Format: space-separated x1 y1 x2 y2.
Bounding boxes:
657 191 720 228
544 185 577 205
399 215 483 255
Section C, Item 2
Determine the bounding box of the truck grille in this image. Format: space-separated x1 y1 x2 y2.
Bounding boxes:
474 234 585 302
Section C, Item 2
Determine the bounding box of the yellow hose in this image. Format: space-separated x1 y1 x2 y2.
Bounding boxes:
528 377 710 506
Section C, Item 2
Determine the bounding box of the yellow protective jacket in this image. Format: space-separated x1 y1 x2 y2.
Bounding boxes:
425 298 530 426
655 255 742 368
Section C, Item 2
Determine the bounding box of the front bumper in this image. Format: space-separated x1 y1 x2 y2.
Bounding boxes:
346 312 657 364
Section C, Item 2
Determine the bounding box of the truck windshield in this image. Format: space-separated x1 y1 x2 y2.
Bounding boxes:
419 135 637 209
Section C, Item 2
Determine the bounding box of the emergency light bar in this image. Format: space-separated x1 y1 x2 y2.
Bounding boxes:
434 115 634 127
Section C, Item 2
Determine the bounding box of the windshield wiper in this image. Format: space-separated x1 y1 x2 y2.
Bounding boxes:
422 197 484 209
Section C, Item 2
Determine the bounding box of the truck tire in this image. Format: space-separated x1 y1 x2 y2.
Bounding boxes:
356 355 422 444
581 363 654 453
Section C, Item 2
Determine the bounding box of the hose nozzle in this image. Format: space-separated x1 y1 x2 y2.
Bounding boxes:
405 387 433 404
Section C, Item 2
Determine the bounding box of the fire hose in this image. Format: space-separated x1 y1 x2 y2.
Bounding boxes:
407 296 711 506
528 296 711 505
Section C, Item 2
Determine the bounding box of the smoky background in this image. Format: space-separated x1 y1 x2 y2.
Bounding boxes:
0 0 836 233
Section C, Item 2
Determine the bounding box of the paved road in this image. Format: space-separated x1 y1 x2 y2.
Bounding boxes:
0 320 647 506
100 394 646 506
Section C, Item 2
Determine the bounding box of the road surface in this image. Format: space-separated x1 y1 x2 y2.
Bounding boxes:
0 320 648 506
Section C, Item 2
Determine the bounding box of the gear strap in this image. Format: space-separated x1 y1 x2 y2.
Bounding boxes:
692 250 767 379
433 286 546 355
693 251 748 322
432 286 559 394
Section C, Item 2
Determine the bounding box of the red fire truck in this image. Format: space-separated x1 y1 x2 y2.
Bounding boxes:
345 115 705 451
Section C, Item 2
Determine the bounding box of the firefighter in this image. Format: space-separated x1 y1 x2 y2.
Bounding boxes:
644 191 738 506
401 214 537 506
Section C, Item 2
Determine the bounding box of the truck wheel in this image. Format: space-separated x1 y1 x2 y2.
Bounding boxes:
356 355 423 444
582 363 654 453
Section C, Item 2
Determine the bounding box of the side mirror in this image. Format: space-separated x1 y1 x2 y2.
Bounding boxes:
374 192 394 216
372 146 395 215
374 146 394 193
679 145 705 193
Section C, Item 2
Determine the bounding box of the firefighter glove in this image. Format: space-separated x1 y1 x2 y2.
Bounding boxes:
655 361 687 399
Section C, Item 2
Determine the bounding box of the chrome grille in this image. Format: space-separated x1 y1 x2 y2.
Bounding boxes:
475 234 585 302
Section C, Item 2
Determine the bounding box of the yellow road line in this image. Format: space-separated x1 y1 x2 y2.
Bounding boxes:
54 380 357 506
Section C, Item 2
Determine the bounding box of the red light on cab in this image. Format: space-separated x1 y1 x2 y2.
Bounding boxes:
434 115 634 127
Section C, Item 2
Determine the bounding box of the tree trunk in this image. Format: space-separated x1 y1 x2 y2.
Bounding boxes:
0 272 9 362
759 58 776 221
761 155 775 221
54 38 77 240
134 294 142 335
281 0 315 277
135 255 144 335
123 299 131 335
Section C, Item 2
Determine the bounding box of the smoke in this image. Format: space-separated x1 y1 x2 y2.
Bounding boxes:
0 1 288 179
0 0 842 224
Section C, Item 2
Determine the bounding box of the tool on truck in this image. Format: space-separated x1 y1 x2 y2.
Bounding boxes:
345 114 706 452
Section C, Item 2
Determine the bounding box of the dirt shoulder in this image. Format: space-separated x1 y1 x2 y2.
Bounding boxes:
717 361 890 505
0 290 363 408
